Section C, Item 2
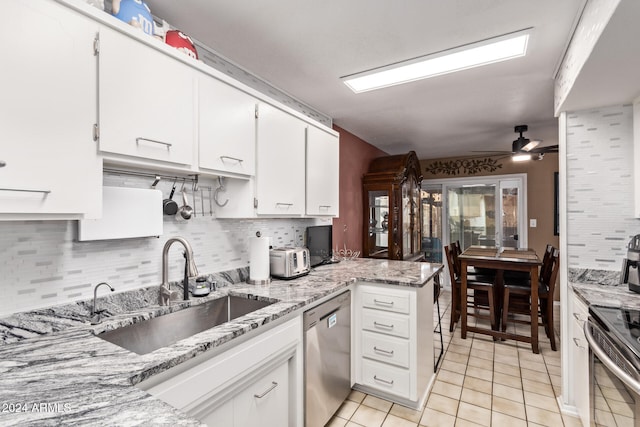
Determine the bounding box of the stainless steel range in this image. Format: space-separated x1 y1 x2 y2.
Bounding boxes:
585 305 640 427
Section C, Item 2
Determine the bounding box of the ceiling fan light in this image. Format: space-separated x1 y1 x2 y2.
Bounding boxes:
342 29 530 93
521 140 539 151
512 153 532 162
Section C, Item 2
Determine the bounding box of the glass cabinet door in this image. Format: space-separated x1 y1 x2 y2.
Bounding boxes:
367 189 390 258
402 177 422 259
410 177 421 258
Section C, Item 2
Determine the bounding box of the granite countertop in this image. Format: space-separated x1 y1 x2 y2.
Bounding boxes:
0 258 442 426
569 268 640 309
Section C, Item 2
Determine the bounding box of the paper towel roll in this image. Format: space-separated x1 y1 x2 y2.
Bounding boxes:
249 235 270 283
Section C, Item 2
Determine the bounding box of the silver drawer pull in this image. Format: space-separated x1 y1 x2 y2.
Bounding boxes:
220 156 243 164
573 312 585 322
254 381 278 398
373 375 394 385
374 299 394 306
136 137 172 148
276 203 293 207
0 160 6 168
374 346 394 356
373 321 394 329
319 205 331 209
0 188 51 194
573 337 585 349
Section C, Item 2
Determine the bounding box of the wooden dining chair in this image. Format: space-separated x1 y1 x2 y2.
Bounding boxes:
433 273 444 372
444 244 497 332
501 247 560 350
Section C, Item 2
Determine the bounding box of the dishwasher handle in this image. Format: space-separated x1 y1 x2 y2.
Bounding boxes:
303 291 350 331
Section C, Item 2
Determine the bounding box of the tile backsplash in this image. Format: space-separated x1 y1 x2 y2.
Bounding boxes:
0 174 327 316
566 103 638 270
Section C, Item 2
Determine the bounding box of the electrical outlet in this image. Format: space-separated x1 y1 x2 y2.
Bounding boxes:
529 219 537 228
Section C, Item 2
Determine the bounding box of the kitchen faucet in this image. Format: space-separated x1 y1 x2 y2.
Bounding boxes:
160 237 199 305
91 282 115 324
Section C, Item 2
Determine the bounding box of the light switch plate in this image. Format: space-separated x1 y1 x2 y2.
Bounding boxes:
529 219 537 228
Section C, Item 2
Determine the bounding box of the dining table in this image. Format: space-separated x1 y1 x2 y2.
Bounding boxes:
459 245 542 353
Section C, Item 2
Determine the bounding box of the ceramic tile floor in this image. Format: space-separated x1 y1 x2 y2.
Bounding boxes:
327 289 582 427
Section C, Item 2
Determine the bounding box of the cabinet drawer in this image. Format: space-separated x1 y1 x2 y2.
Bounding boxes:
362 309 410 338
361 359 410 398
362 291 410 314
362 331 409 368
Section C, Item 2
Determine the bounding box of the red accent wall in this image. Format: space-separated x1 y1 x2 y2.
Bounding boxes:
332 125 387 256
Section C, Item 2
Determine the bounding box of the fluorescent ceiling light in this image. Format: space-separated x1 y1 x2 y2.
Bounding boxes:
342 29 530 93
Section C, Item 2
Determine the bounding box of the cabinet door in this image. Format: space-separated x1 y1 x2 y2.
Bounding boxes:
199 399 233 427
365 187 391 258
233 360 289 427
0 0 101 218
199 76 256 176
98 27 195 166
571 294 590 426
306 126 339 216
256 103 306 215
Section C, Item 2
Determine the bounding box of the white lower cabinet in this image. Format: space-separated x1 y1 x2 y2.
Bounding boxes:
200 359 289 427
570 292 590 427
232 361 289 427
354 282 434 409
139 316 303 427
0 0 102 219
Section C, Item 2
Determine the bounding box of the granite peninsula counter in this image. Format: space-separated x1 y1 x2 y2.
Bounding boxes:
569 268 640 309
0 258 442 426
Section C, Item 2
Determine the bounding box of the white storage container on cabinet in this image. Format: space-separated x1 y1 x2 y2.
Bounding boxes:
97 25 195 168
198 75 257 177
255 103 306 216
0 0 102 219
306 126 339 216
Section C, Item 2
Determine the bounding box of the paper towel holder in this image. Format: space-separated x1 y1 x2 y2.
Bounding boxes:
247 231 272 285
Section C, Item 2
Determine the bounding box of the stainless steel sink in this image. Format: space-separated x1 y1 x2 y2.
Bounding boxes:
97 295 274 355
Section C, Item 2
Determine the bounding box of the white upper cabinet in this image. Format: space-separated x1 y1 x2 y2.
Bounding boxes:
306 126 339 216
198 75 256 177
255 103 306 216
0 0 102 219
97 26 195 167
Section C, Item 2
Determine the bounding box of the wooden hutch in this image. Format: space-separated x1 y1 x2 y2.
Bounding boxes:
362 151 423 261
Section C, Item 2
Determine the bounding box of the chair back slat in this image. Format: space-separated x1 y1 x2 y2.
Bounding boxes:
543 249 560 296
539 244 554 281
444 245 459 283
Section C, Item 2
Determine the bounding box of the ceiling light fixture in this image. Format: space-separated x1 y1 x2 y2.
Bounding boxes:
512 153 532 162
342 29 531 93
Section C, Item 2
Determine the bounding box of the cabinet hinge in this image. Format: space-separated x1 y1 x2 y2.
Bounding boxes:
255 105 259 119
254 198 258 208
93 124 100 141
93 35 100 56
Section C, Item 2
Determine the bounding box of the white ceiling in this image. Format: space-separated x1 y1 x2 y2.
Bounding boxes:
145 0 585 159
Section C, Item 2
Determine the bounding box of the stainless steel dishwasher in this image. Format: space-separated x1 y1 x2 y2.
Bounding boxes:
304 290 351 427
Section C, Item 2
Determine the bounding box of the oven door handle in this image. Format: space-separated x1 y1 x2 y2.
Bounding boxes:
584 320 640 396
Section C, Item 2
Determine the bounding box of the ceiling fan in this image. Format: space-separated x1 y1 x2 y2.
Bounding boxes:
473 125 559 161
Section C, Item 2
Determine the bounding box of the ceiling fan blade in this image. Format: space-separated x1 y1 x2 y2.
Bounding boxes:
530 145 558 154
